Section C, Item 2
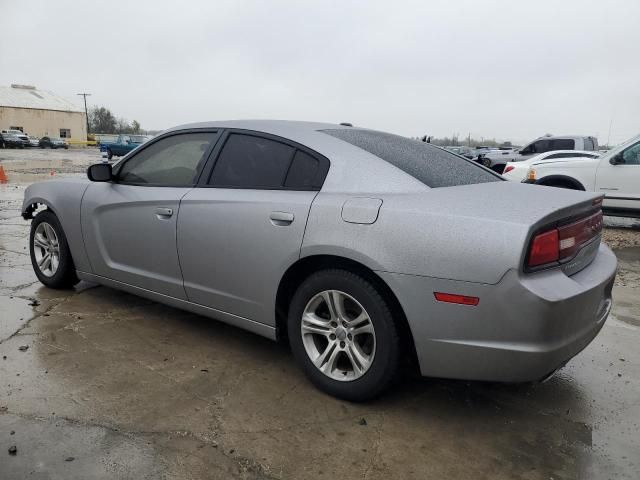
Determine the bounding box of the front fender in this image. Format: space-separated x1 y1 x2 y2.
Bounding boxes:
22 180 93 273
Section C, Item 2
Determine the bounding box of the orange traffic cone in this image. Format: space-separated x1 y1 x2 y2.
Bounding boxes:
0 165 8 184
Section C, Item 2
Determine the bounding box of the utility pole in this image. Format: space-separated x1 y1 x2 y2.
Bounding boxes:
77 93 92 136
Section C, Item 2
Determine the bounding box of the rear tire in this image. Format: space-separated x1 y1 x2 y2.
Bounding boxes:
288 269 400 401
29 210 79 289
107 149 113 160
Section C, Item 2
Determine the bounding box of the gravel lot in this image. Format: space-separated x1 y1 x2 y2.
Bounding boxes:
1 148 639 479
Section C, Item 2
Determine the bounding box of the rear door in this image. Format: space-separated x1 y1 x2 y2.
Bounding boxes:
596 138 640 211
81 130 220 298
178 130 329 326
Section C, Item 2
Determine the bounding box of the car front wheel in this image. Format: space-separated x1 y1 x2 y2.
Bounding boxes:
29 210 79 289
288 269 400 401
107 149 113 160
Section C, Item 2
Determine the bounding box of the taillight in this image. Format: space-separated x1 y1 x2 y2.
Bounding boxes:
528 229 559 267
503 165 515 174
526 210 603 269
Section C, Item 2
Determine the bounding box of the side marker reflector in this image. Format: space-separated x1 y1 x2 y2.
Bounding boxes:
434 292 480 306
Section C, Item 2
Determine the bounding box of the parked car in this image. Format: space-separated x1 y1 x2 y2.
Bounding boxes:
0 133 25 148
2 129 30 147
22 121 616 400
100 134 150 159
502 150 601 182
524 134 640 218
2 129 30 145
28 135 40 147
479 135 599 173
0 132 26 148
39 136 68 149
444 146 474 159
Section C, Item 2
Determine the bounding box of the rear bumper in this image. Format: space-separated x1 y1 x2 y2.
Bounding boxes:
378 243 617 382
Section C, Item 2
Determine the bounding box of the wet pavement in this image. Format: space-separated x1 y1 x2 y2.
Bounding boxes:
1 150 639 479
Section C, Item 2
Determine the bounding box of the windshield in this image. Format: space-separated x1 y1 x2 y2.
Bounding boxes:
323 129 502 188
603 134 640 160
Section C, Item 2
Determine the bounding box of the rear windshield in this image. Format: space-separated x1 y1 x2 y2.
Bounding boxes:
322 129 502 188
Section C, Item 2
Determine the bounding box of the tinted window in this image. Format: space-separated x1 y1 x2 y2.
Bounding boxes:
547 152 583 159
323 129 500 188
285 150 321 189
550 139 575 150
118 132 217 185
531 139 551 153
210 134 294 188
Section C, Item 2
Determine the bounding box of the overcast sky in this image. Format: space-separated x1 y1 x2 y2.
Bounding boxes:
1 0 638 144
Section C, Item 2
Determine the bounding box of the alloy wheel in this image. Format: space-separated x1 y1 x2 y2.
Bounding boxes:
301 290 376 381
33 222 60 277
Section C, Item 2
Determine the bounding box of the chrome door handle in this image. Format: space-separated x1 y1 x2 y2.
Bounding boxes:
270 211 294 226
155 207 173 218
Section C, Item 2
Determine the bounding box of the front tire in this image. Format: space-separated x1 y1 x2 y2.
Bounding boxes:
107 149 113 160
288 269 400 401
29 210 79 289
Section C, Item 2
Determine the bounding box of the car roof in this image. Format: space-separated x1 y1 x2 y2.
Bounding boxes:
532 135 595 141
167 119 352 138
166 120 428 193
540 150 598 155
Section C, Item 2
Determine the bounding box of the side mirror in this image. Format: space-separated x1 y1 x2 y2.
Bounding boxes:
87 163 113 182
610 153 624 165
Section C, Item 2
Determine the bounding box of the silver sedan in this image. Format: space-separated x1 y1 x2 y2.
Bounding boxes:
22 121 616 400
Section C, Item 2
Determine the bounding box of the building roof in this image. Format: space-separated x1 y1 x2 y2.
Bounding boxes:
0 84 84 113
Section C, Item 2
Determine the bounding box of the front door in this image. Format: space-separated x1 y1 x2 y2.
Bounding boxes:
178 131 329 326
81 130 220 298
596 138 640 211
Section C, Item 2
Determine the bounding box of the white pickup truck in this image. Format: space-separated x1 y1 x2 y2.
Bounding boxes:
524 134 640 218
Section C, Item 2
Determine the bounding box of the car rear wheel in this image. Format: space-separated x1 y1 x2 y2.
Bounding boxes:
29 210 79 289
288 269 400 401
106 149 113 160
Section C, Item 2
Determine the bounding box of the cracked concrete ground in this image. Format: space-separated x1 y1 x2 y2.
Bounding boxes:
1 151 639 479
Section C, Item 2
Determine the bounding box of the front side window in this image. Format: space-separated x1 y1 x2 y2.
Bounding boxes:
621 141 640 165
322 129 500 188
209 134 294 188
117 132 217 185
530 139 551 153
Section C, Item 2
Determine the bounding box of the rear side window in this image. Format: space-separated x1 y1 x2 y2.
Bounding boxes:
210 134 294 188
550 139 575 150
322 129 501 188
547 152 583 159
285 150 321 189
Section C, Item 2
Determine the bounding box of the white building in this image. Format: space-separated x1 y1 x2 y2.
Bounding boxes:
0 84 87 141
